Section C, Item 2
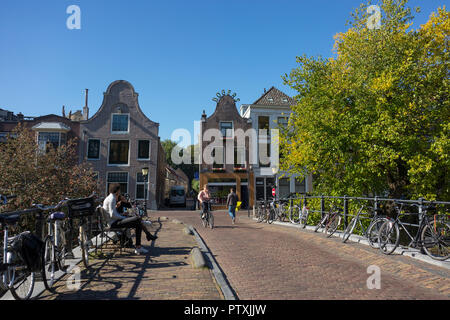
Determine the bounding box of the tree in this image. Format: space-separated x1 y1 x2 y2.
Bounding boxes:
0 124 100 211
161 139 199 190
281 0 449 200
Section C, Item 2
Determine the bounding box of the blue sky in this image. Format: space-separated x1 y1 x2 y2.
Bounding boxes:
0 0 447 143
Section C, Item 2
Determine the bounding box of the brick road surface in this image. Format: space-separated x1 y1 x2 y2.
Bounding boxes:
37 218 222 300
162 209 450 300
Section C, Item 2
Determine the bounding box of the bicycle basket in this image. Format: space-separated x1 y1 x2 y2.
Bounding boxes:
67 196 95 218
10 231 44 272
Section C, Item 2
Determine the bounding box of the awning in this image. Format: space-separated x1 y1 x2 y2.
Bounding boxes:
31 122 71 132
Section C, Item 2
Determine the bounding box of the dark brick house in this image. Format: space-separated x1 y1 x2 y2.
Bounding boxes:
199 93 254 209
79 80 161 210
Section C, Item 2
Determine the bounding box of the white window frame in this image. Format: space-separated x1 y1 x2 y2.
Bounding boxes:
36 131 66 152
219 121 234 139
106 171 129 195
110 113 130 134
87 138 101 160
135 172 149 200
137 139 151 160
107 139 130 167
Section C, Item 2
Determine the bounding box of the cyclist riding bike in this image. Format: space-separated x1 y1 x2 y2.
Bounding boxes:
197 185 211 219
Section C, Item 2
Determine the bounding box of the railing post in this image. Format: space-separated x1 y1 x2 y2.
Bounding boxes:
374 196 378 218
320 195 325 219
418 197 424 228
344 195 348 229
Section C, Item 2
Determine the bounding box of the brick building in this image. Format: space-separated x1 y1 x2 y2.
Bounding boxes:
79 80 161 209
199 92 254 210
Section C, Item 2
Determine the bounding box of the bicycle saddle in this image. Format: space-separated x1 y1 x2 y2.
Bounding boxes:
0 213 20 225
49 212 66 220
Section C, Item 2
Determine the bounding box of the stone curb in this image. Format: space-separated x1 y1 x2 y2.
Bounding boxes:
190 247 206 269
251 217 450 270
188 225 238 300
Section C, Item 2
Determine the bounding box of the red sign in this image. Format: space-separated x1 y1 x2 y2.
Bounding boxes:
272 188 276 197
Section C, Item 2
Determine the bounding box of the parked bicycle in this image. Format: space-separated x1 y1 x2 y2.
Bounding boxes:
314 204 343 237
66 195 96 269
378 201 449 260
0 195 43 300
34 200 69 292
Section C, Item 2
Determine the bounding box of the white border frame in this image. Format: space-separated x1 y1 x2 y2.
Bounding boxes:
107 139 130 167
137 139 151 161
106 171 129 196
87 138 101 160
110 113 130 134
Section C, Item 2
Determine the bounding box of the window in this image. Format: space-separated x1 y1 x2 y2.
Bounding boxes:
136 172 148 200
277 116 288 128
212 146 224 169
109 140 129 165
295 178 306 194
220 122 233 138
258 116 270 137
137 140 150 160
87 139 100 160
234 147 246 168
111 114 129 133
37 132 66 152
107 172 128 195
279 178 290 199
259 142 271 167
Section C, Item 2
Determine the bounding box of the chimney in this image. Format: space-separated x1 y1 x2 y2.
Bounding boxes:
62 105 66 118
264 88 267 93
201 110 207 122
17 113 24 121
83 89 89 120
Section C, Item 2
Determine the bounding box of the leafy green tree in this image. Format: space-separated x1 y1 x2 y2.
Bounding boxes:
161 139 199 189
281 0 449 200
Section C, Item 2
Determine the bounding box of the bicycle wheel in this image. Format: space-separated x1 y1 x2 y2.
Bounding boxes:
378 220 400 255
326 214 341 238
342 216 358 243
421 221 449 261
289 205 301 224
208 213 214 229
366 217 388 248
267 208 275 224
299 208 309 229
42 236 56 292
9 267 35 300
80 226 91 270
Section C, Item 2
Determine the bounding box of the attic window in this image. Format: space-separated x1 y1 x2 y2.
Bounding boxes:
282 98 288 103
268 98 274 102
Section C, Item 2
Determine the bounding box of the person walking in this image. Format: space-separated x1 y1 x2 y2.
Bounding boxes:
227 188 239 224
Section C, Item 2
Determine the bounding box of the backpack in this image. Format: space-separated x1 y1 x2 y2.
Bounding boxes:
11 231 45 272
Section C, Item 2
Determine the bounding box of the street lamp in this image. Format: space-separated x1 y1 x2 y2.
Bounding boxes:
142 167 149 216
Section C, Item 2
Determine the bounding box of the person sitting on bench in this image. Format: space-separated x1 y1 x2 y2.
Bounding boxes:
103 183 157 255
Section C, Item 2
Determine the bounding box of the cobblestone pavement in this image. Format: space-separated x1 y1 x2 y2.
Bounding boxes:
37 218 222 300
162 209 450 300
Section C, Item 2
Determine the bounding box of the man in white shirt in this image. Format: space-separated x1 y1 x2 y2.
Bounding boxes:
103 183 157 255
